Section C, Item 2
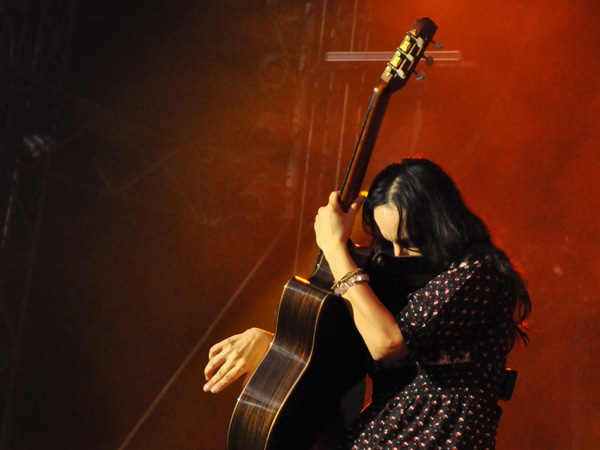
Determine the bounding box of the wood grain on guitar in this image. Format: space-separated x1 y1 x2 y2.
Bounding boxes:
227 17 438 450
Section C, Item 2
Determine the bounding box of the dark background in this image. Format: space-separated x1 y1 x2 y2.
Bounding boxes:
1 0 599 449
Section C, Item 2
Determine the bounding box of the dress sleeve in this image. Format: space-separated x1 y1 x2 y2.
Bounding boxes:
396 259 511 357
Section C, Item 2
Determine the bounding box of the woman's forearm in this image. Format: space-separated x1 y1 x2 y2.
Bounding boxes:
325 245 408 361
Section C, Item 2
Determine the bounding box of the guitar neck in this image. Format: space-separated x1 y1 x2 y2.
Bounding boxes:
312 17 437 274
338 80 392 212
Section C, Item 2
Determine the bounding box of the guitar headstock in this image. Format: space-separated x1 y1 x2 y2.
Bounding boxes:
381 17 438 92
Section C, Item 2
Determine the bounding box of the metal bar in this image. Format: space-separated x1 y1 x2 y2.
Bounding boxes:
293 102 317 274
0 157 50 444
325 50 461 62
334 83 350 190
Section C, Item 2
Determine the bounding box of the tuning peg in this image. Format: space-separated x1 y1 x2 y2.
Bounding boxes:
415 71 426 81
432 41 443 49
424 55 434 66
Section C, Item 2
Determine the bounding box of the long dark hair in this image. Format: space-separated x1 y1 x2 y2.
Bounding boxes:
362 157 531 347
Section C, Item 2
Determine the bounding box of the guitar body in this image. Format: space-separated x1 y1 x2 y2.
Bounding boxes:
227 17 438 450
228 253 369 450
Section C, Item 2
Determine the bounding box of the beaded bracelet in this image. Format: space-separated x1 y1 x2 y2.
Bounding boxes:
332 271 370 296
331 268 363 290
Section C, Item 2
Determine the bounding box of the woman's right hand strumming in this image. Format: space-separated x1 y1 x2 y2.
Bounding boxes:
203 327 273 394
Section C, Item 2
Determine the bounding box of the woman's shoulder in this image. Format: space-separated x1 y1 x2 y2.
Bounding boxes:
426 254 510 293
440 254 487 277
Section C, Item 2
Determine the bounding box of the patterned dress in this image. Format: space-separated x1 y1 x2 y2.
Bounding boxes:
338 257 515 450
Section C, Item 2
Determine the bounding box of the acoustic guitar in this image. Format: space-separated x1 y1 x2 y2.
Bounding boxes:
227 17 438 450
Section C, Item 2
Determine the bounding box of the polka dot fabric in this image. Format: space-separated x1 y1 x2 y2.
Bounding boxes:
338 257 514 450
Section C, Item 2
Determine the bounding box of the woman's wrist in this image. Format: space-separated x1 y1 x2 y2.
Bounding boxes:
324 243 357 281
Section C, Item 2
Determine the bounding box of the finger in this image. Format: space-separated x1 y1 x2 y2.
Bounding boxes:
208 332 243 359
207 342 224 360
203 355 235 392
204 350 227 381
210 368 241 393
207 359 245 393
348 194 366 215
315 207 326 228
328 191 340 206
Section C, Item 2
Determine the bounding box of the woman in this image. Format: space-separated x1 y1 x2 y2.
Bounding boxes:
204 157 530 449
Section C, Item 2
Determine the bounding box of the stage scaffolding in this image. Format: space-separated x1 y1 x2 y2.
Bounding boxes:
0 1 79 447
